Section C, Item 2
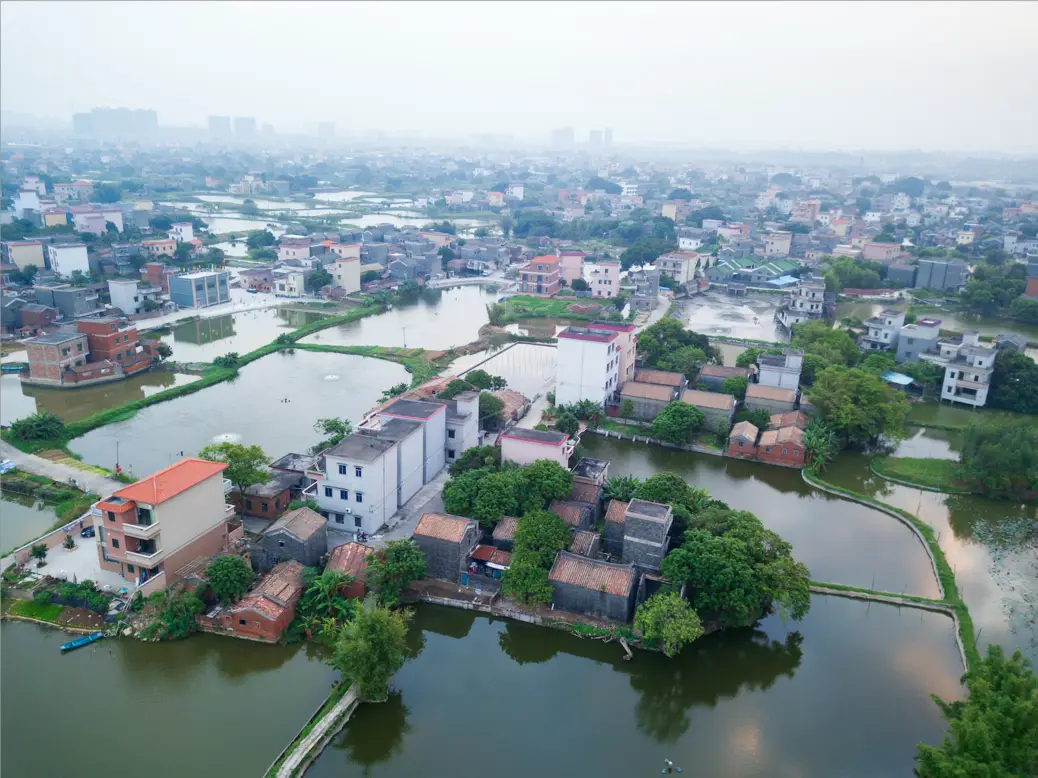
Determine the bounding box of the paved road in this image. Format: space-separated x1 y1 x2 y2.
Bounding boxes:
0 440 122 497
275 686 358 778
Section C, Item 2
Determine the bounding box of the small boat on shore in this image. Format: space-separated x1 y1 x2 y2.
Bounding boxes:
60 632 104 653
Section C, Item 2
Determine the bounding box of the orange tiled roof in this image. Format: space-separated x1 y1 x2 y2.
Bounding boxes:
746 384 796 403
759 426 804 447
549 551 634 596
604 500 628 524
113 457 227 505
415 513 474 543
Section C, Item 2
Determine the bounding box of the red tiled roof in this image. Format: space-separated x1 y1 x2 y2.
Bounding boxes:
470 544 495 562
415 513 474 543
570 530 598 557
113 457 227 505
568 481 601 505
769 411 808 430
746 384 796 403
549 551 634 596
759 426 804 447
604 500 628 524
621 381 675 402
327 542 371 579
681 388 736 411
550 500 586 528
232 560 304 620
729 421 759 442
492 516 519 541
634 369 685 387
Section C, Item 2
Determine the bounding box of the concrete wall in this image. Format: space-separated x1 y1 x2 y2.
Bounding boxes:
416 527 477 582
319 449 398 534
619 393 669 422
501 437 568 467
396 427 425 507
744 395 796 414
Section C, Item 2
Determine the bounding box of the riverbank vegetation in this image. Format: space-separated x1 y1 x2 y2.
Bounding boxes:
366 540 427 607
486 296 597 326
0 469 98 525
915 645 1037 778
959 420 1038 500
872 458 968 492
328 598 409 702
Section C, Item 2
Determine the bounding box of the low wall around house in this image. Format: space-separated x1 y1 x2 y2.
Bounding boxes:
12 514 89 565
592 428 724 457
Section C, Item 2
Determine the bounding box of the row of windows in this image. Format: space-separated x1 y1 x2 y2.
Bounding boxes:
336 464 364 477
324 487 364 503
324 511 363 528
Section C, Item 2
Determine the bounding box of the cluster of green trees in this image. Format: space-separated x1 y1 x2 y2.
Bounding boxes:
785 320 910 448
500 509 571 605
960 263 1027 316
636 318 718 375
8 411 64 442
435 370 508 428
443 458 573 526
958 419 1038 500
989 349 1038 413
821 256 890 291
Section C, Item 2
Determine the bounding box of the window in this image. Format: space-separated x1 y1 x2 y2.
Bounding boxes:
245 499 253 510
448 448 456 459
338 463 347 475
354 466 362 477
116 352 123 361
355 492 363 503
793 449 800 456
448 429 455 439
324 486 333 498
783 448 788 455
127 564 135 573
278 540 285 547
262 502 269 512
335 513 345 524
354 516 363 528
340 489 348 500
239 619 247 626
112 538 119 549
108 511 115 522
765 447 772 453
77 343 83 352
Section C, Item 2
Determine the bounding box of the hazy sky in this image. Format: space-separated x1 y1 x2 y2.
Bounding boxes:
3 1 1036 153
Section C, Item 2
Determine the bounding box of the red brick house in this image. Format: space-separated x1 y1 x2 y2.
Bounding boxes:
327 542 372 601
726 421 760 460
198 560 305 643
757 425 806 468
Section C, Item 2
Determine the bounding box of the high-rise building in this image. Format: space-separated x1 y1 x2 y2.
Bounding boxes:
589 129 603 148
71 108 157 138
234 116 257 139
551 127 574 147
208 115 232 137
604 128 613 147
318 122 335 138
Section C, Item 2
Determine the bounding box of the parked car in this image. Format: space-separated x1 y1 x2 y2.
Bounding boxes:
80 526 95 538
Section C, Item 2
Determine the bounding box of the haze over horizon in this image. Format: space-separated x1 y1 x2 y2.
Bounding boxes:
2 1 1037 155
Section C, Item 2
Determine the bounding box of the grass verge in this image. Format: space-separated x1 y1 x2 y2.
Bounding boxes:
8 600 65 622
803 469 979 669
871 457 971 493
264 682 352 778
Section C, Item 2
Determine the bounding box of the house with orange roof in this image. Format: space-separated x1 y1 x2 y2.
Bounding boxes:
90 457 241 594
517 255 560 296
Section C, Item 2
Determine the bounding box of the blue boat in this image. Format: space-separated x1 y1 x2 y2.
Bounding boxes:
60 632 105 653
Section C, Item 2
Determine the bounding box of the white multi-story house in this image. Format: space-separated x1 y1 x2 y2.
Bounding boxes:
859 308 906 353
169 222 194 243
555 326 621 407
583 321 637 390
108 278 160 315
306 394 478 534
654 251 698 287
777 275 826 330
47 243 89 278
757 350 804 390
763 231 792 256
588 260 620 298
921 331 994 408
333 257 361 294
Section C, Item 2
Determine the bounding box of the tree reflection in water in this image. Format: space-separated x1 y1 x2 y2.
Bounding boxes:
331 691 411 777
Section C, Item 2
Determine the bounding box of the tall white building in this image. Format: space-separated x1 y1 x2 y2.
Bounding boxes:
777 274 826 330
306 394 479 534
859 309 906 353
47 243 89 278
921 331 994 408
555 326 621 407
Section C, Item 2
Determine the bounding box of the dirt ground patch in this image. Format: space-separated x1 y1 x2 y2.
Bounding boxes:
55 607 105 629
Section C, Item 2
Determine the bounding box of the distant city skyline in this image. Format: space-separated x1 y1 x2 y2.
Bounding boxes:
2 1 1037 154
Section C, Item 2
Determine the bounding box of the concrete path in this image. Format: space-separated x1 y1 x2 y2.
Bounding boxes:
0 440 122 497
373 469 450 548
275 686 359 778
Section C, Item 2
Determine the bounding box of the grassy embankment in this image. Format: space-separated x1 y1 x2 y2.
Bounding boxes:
871 457 971 493
906 401 1038 431
803 469 979 670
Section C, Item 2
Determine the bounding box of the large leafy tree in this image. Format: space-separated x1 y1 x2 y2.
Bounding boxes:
656 346 707 378
792 319 861 366
637 318 713 368
9 411 64 442
989 348 1038 413
806 366 909 446
206 556 254 604
465 369 507 390
650 401 705 445
522 460 573 507
660 506 810 628
915 645 1037 778
634 592 704 657
512 509 571 568
199 442 268 516
330 598 410 701
448 445 501 476
959 420 1038 500
312 417 352 453
366 539 427 606
500 563 554 605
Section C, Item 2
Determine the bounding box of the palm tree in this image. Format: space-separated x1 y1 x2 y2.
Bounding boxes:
802 421 838 472
300 613 320 641
603 475 641 503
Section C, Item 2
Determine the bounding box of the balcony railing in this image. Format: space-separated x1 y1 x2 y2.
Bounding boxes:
223 478 233 494
122 520 160 540
125 546 165 566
